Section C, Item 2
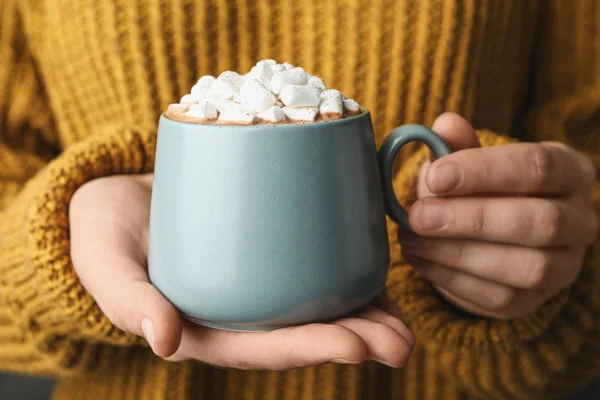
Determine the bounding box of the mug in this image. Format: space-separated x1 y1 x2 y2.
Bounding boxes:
148 111 451 331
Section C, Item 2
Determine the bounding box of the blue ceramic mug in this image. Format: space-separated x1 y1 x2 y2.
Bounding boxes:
148 111 451 331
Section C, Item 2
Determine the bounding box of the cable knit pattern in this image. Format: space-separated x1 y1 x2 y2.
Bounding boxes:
0 0 599 399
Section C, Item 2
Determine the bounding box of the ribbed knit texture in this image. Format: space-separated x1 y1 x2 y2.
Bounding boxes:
0 1 599 399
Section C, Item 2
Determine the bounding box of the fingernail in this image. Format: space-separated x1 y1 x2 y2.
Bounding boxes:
374 360 403 368
141 318 155 352
430 162 461 193
331 358 361 364
415 202 448 231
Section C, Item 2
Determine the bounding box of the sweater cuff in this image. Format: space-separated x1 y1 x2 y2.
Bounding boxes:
384 130 578 351
0 125 155 374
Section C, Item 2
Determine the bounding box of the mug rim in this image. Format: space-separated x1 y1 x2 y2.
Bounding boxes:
159 107 372 131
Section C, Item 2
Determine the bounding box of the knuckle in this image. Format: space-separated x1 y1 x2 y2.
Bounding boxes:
455 241 471 266
487 287 516 311
530 145 555 189
468 202 487 234
537 201 564 245
524 251 552 289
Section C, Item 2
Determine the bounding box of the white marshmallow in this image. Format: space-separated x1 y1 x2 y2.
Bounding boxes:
247 63 274 90
218 111 256 124
180 94 200 104
282 107 318 122
213 99 256 114
270 67 309 94
190 85 209 103
239 78 277 112
280 85 321 107
343 99 361 114
308 76 327 92
259 106 285 123
258 59 277 65
306 72 313 79
282 62 295 70
185 102 218 120
207 71 243 104
319 89 344 117
167 103 189 113
270 64 287 73
196 75 216 88
233 91 244 103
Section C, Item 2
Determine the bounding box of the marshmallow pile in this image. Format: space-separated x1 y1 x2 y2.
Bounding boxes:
166 60 362 124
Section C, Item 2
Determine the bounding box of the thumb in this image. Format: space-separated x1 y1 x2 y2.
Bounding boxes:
70 219 183 358
78 254 184 358
417 112 479 198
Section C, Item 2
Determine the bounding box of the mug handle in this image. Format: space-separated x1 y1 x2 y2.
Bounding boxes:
378 124 452 231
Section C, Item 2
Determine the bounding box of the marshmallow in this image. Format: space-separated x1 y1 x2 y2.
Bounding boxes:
213 99 256 114
258 59 277 65
167 103 189 113
239 78 277 112
270 64 287 73
185 102 218 120
282 107 318 122
218 111 256 124
343 99 361 114
319 89 344 117
270 67 309 94
259 106 286 123
196 75 216 88
306 72 313 79
190 85 209 103
282 62 295 70
207 71 243 104
233 91 244 103
180 94 200 104
308 76 327 92
247 63 274 90
280 85 321 107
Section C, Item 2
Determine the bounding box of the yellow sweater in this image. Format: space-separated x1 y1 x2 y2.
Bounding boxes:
0 0 599 399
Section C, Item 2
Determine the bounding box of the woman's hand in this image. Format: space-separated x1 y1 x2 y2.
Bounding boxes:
399 112 598 319
69 175 415 369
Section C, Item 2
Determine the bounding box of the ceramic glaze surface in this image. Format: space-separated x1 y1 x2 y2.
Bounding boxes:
148 113 450 330
149 113 390 330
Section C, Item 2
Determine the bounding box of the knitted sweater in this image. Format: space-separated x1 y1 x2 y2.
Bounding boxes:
0 0 599 399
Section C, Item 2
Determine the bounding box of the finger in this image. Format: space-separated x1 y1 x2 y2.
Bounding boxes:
334 317 413 368
73 255 183 358
433 285 547 320
357 306 415 349
172 322 368 370
371 295 404 320
409 196 593 247
398 233 581 290
426 142 596 196
419 113 480 199
403 251 523 312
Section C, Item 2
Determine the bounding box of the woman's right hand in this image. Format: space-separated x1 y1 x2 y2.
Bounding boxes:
69 174 415 370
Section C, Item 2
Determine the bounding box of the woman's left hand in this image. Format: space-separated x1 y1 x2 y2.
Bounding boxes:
398 113 598 319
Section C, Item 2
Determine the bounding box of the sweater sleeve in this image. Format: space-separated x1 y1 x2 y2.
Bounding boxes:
0 0 148 376
385 1 600 396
